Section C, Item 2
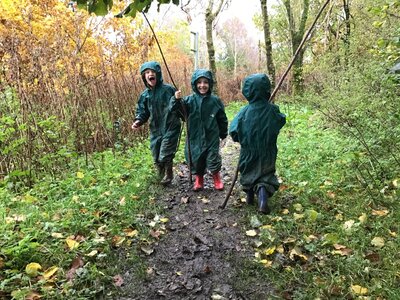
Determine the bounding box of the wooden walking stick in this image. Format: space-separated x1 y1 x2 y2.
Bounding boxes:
220 0 331 209
141 12 193 183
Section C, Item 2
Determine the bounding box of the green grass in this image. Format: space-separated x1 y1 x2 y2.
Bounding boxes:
0 140 167 299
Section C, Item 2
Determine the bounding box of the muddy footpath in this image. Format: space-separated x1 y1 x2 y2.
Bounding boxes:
118 139 275 300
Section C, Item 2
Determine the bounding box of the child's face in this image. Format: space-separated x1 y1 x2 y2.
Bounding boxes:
196 77 209 95
144 69 157 87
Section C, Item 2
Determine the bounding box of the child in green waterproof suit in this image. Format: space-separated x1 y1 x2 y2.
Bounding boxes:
132 61 182 185
229 73 286 214
171 69 228 191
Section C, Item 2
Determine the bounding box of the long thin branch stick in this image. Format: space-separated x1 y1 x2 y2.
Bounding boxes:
220 0 331 209
142 12 193 183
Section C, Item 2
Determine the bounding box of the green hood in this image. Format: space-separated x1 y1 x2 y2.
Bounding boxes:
191 69 214 96
140 61 164 88
242 73 271 103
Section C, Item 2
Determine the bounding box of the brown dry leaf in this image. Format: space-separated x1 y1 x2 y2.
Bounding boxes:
140 245 154 255
365 252 380 263
279 184 289 191
119 197 126 206
371 209 389 216
326 191 336 199
131 195 140 200
0 257 4 269
113 274 124 287
26 292 41 300
181 196 189 204
283 237 296 244
66 257 84 282
123 228 138 237
150 229 161 239
332 247 352 256
201 197 210 204
289 247 308 261
112 235 125 247
204 265 212 273
333 244 346 250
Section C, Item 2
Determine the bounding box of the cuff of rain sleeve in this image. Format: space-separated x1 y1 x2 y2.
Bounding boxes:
134 119 144 126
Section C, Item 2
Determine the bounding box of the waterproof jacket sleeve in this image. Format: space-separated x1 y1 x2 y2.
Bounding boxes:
216 101 228 139
229 107 245 143
135 93 150 124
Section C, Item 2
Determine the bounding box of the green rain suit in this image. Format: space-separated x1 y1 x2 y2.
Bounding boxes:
229 73 286 195
134 61 182 164
170 69 228 175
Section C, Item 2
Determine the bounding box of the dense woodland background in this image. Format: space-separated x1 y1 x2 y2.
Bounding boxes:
0 0 399 298
1 0 398 191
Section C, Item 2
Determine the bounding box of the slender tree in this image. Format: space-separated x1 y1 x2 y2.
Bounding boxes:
283 0 310 94
260 0 276 85
205 0 229 94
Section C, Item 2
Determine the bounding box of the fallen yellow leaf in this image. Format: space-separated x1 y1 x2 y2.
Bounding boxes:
371 237 385 248
86 250 98 257
51 232 63 239
343 220 355 231
124 228 138 237
358 213 367 223
26 262 42 277
351 284 368 295
246 230 258 237
76 172 84 179
263 246 276 256
66 238 80 250
260 259 273 267
293 213 304 220
160 218 169 223
43 266 59 280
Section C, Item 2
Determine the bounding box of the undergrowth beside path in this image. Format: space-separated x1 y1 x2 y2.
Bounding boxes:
1 103 399 299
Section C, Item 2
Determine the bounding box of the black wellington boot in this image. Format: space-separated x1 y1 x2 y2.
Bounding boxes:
160 162 173 185
245 190 255 205
258 187 271 214
155 163 165 178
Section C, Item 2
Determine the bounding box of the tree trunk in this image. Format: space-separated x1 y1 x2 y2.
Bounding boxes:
283 0 309 95
260 0 276 86
205 0 227 95
342 0 351 65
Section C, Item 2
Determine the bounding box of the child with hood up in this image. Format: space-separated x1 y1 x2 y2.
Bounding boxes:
171 69 228 191
229 73 286 214
132 61 182 185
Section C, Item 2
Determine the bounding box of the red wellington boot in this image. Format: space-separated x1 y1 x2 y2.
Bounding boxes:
193 175 204 191
212 172 224 191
